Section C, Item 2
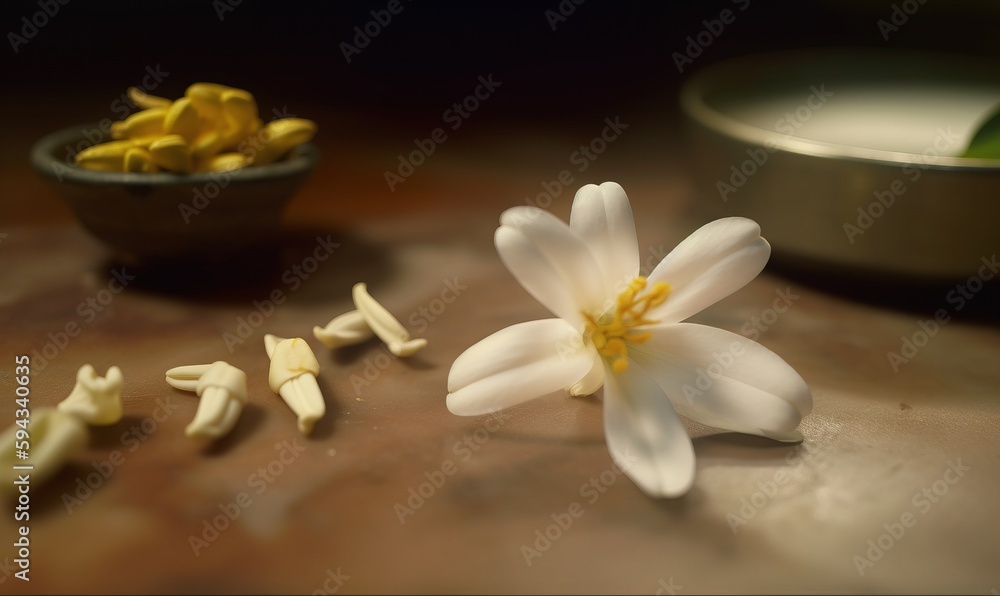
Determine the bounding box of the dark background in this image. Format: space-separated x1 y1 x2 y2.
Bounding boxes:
5 0 1000 129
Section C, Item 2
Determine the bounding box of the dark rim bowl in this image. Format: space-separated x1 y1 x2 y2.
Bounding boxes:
29 123 319 263
30 122 318 185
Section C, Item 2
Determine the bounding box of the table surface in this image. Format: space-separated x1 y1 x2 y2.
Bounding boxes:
1 102 998 595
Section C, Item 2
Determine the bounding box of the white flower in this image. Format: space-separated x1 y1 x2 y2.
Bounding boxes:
446 182 812 498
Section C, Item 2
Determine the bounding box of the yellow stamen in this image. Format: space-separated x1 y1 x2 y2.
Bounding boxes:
582 276 670 373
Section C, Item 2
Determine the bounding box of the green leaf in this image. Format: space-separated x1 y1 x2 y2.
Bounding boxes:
963 103 1000 158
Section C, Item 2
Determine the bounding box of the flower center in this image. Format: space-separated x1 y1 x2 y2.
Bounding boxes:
583 276 670 374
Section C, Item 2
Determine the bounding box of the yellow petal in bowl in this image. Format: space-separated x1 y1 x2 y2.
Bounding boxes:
123 147 158 173
110 107 167 140
252 118 317 165
127 86 171 110
199 152 250 172
148 134 193 173
75 139 140 171
164 97 201 143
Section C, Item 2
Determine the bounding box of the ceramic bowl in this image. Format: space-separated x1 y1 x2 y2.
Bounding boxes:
681 49 1000 281
30 123 318 263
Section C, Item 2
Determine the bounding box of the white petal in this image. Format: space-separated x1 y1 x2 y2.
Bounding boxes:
352 283 427 357
196 361 248 404
0 408 89 489
629 323 812 437
496 207 609 324
264 334 284 358
646 218 770 324
603 361 696 498
569 182 639 293
447 319 593 416
185 387 244 440
279 374 326 435
266 337 320 393
313 310 375 348
57 364 124 426
165 363 212 392
566 354 605 397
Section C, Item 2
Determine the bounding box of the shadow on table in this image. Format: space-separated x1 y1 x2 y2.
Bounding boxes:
199 402 269 456
692 431 803 456
91 225 392 308
328 338 437 370
767 254 1000 325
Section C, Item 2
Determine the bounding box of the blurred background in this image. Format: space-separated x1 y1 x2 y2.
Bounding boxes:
5 0 1000 305
6 0 1000 122
5 0 1000 174
3 5 997 166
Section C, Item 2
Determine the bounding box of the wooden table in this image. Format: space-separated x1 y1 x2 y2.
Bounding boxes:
1 102 998 594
